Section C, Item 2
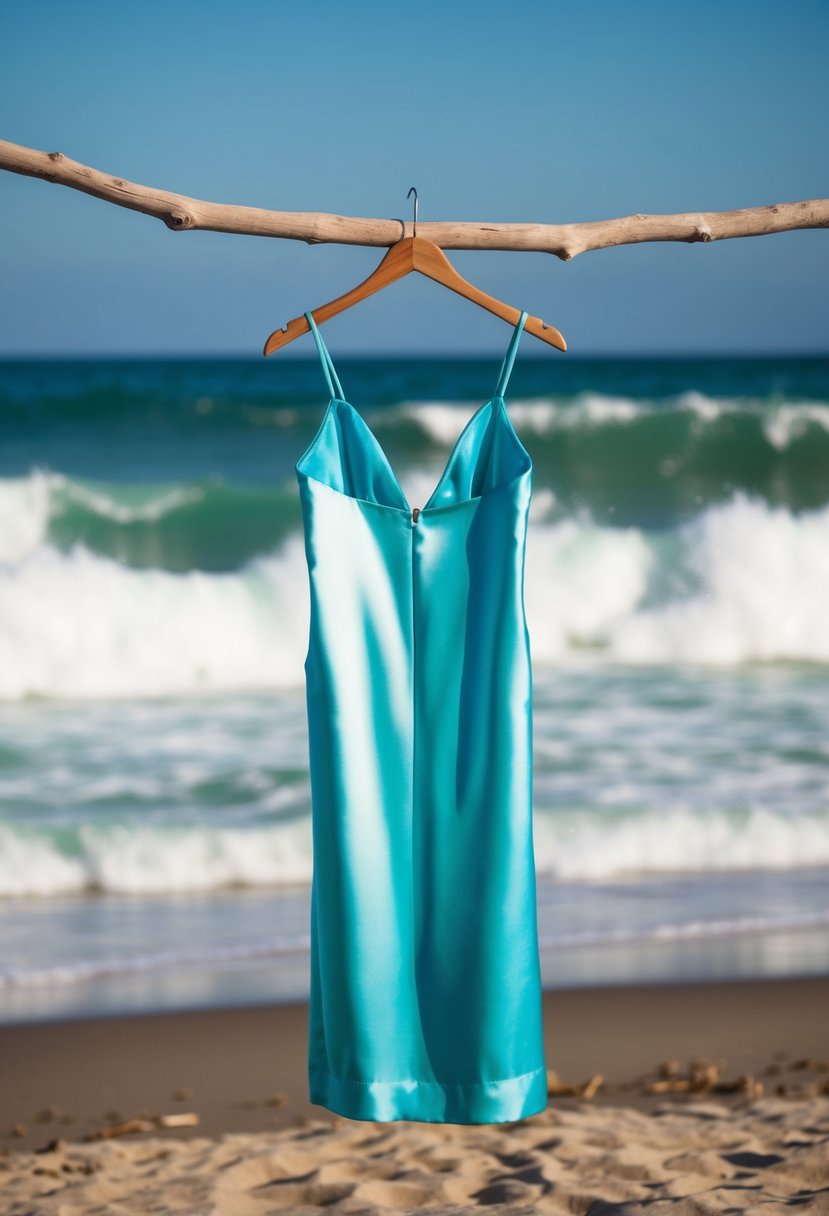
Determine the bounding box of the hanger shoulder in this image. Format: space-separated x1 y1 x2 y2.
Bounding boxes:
412 239 567 351
263 239 416 355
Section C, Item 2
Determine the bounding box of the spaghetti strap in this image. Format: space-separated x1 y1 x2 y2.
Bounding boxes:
494 310 528 400
305 312 345 401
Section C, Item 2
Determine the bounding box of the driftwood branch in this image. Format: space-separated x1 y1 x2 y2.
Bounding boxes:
1 138 827 261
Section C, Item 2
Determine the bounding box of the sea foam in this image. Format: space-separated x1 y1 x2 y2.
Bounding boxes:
1 801 828 899
3 492 829 700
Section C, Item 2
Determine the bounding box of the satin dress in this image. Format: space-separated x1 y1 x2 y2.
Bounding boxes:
295 310 547 1124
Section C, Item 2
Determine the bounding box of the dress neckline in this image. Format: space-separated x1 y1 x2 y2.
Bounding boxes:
296 311 531 518
296 393 530 517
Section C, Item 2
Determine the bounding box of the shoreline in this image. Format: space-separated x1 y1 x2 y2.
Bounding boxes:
2 973 827 1212
2 973 827 1148
5 882 829 1028
3 972 821 1216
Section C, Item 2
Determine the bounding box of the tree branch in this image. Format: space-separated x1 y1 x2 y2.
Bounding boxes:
1 138 827 261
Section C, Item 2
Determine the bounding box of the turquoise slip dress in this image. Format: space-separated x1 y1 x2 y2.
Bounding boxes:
295 310 547 1124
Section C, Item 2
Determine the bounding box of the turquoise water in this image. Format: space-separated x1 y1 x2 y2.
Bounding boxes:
1 353 828 1021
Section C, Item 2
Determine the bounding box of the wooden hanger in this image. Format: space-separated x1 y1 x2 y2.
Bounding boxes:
263 188 567 356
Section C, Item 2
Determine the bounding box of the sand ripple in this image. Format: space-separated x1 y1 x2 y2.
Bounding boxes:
2 1096 828 1215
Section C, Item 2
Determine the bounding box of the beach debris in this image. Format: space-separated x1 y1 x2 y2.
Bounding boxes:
689 1057 724 1087
645 1077 693 1094
713 1074 764 1099
10 1124 27 1138
644 1058 765 1099
546 1069 604 1099
645 1057 721 1094
172 1087 193 1101
546 1070 581 1096
791 1057 828 1071
232 1093 290 1109
580 1074 604 1100
155 1112 200 1129
86 1119 156 1140
84 1111 199 1141
35 1138 65 1154
657 1059 681 1078
32 1106 64 1124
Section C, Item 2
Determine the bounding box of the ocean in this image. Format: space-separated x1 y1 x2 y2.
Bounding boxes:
1 351 828 1023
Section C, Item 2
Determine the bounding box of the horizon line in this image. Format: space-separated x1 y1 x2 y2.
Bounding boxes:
2 349 828 361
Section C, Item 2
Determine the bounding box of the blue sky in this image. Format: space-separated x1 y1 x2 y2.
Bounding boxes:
1 0 827 354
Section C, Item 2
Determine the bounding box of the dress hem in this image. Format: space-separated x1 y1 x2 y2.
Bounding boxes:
308 1064 549 1125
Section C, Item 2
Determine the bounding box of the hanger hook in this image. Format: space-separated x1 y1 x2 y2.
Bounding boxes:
407 186 418 238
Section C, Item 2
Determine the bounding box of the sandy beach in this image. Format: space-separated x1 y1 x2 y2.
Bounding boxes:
2 975 828 1212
